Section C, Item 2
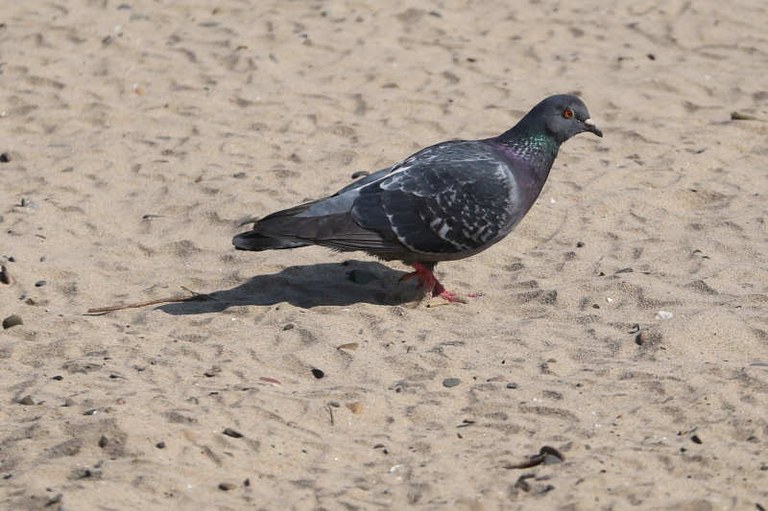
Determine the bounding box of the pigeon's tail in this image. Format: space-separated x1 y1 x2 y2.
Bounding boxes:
234 199 403 258
233 229 310 251
233 203 317 251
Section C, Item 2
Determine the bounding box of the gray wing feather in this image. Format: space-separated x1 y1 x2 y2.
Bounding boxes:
352 141 522 256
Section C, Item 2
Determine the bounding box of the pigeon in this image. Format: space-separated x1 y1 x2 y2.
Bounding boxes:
234 94 602 302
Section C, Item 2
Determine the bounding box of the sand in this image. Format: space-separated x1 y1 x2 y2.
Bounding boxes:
1 0 767 509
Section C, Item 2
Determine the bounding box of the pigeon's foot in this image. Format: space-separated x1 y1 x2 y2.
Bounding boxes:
400 262 441 294
400 262 473 304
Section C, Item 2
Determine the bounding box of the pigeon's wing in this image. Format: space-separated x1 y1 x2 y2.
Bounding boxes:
352 141 524 257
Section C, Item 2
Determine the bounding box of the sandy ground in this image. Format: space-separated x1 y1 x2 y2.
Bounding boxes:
1 0 767 509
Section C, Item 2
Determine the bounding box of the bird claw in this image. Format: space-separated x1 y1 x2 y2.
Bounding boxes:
400 263 481 306
426 291 468 307
431 289 484 304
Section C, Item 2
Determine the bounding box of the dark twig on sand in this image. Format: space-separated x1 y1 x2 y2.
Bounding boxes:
86 287 215 314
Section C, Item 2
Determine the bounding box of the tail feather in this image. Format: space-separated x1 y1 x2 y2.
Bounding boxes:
233 201 317 251
233 198 403 257
233 212 401 255
233 230 310 251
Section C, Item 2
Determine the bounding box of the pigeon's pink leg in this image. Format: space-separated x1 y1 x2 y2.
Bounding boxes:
400 262 469 303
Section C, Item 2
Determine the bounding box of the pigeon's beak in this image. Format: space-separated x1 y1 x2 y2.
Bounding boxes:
583 118 603 138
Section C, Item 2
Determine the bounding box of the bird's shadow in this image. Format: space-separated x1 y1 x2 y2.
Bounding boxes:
159 260 419 315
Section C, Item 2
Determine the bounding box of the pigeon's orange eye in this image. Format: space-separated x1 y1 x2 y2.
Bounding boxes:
562 107 574 119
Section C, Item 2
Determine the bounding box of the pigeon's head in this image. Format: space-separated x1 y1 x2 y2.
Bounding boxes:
534 94 603 144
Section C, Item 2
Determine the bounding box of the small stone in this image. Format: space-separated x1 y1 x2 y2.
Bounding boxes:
2 315 23 329
282 323 294 331
222 428 243 439
0 265 11 285
203 366 221 377
504 445 564 470
44 494 62 507
635 330 663 347
98 435 109 448
351 170 369 179
337 342 359 351
311 368 325 379
16 395 36 405
731 111 757 121
0 152 10 163
442 377 461 388
690 434 703 444
506 382 519 389
540 445 565 464
346 402 363 414
34 280 47 287
218 482 236 491
156 441 166 449
390 381 407 393
655 310 673 320
70 467 98 480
